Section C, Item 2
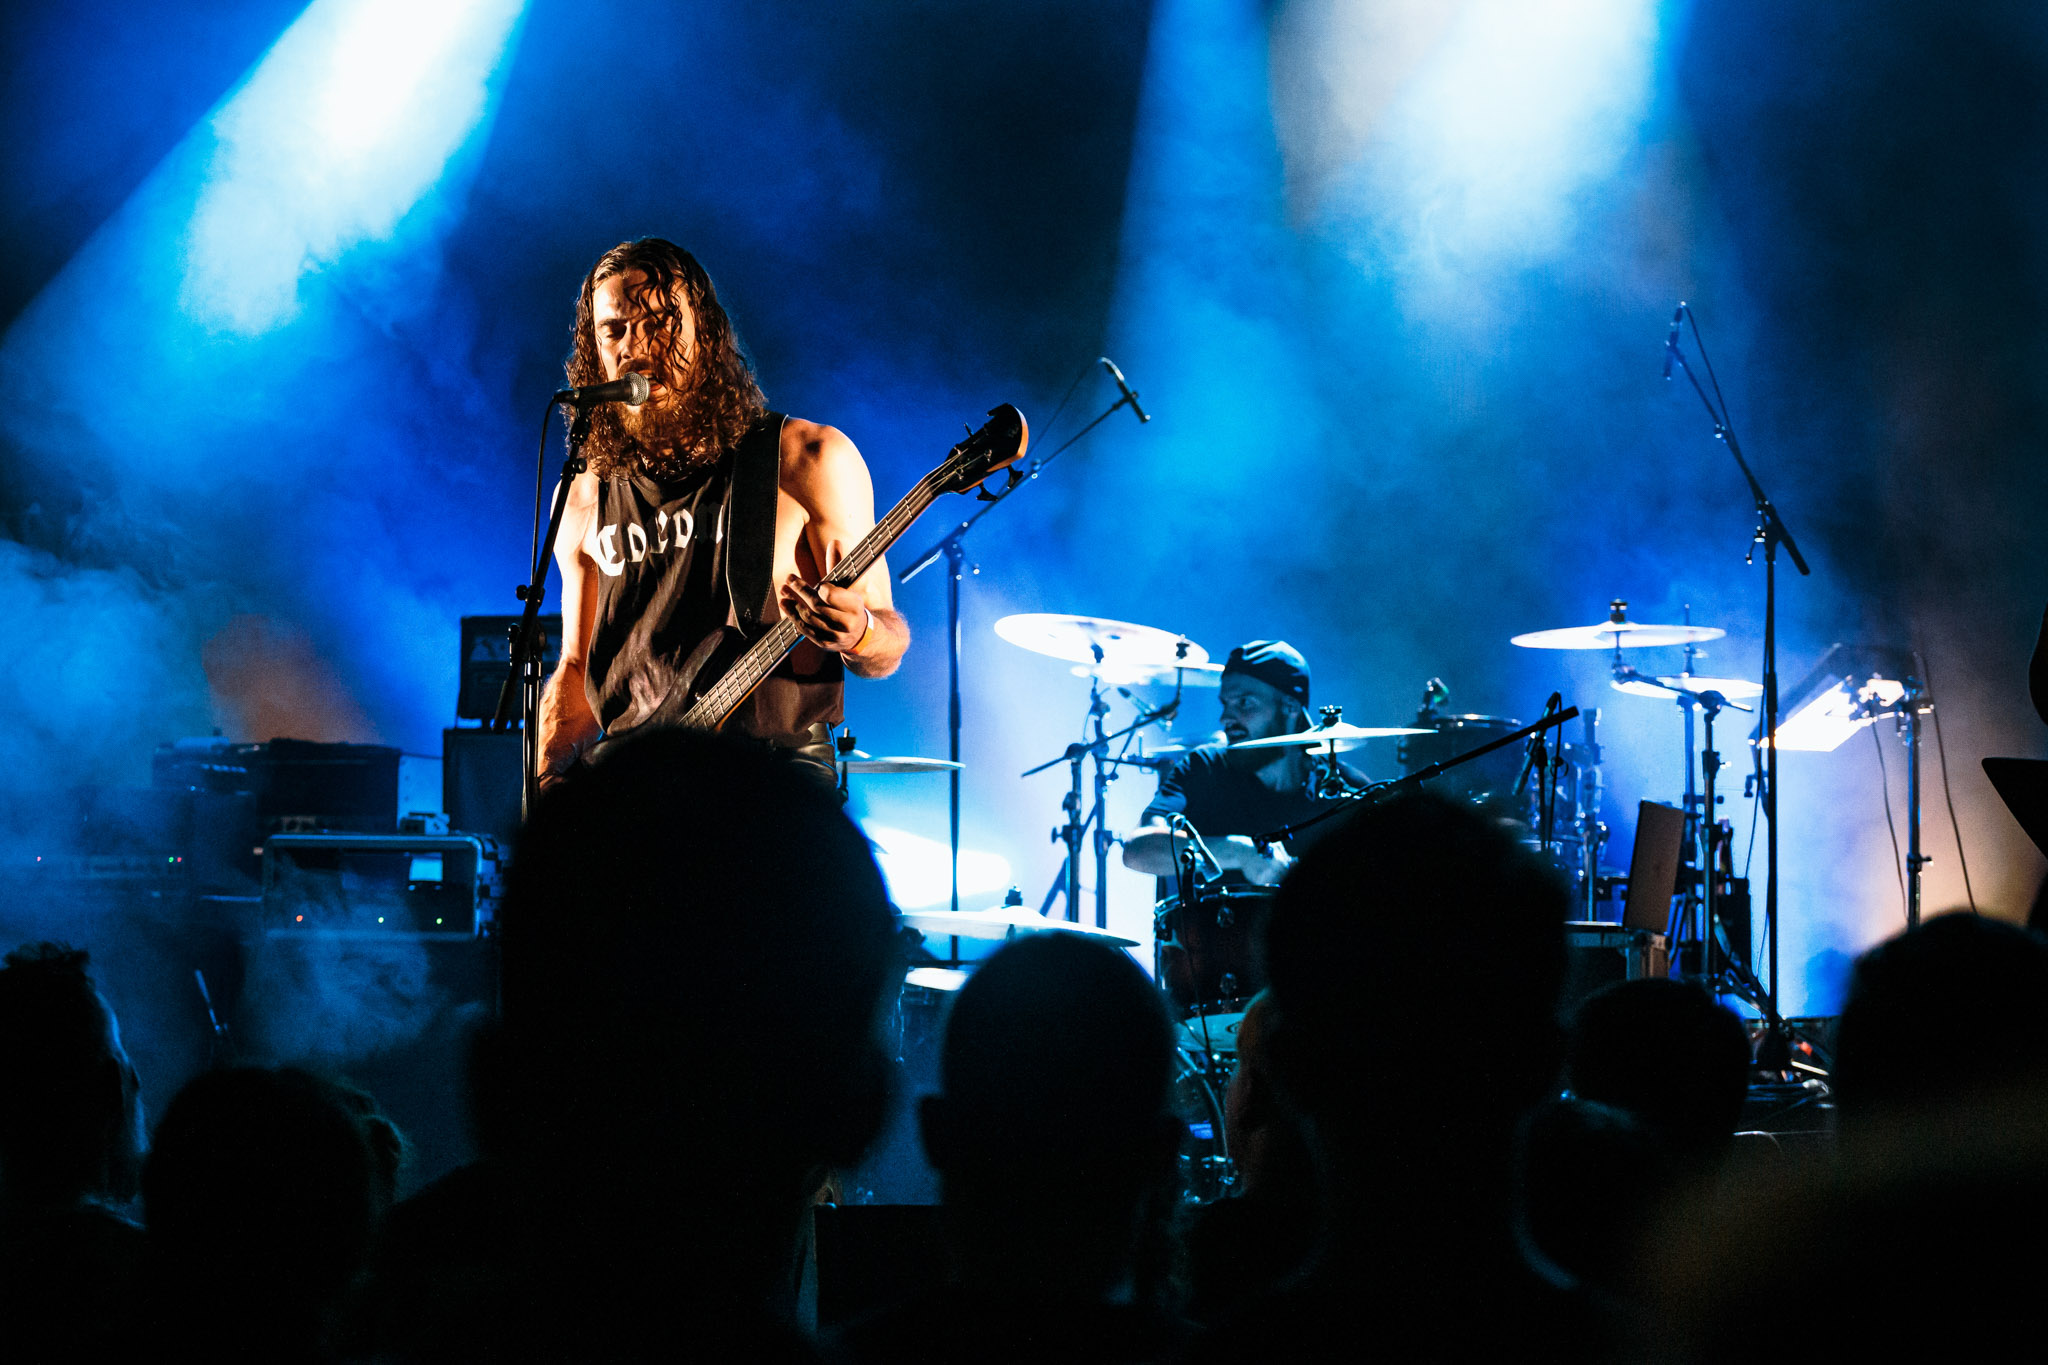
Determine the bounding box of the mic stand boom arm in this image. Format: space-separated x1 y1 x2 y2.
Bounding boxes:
898 386 1149 915
1252 707 1581 849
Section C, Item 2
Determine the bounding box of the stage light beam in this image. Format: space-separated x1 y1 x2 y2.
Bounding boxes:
180 0 527 334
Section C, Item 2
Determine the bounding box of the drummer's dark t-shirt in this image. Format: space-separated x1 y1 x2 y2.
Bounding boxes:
1142 745 1365 855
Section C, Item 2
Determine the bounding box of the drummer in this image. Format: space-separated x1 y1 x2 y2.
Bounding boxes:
1122 641 1365 887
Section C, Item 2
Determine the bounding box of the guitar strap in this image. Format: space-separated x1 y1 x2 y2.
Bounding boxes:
724 412 786 638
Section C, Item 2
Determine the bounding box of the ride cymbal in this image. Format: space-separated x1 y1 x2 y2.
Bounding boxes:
1511 600 1724 651
993 613 1209 670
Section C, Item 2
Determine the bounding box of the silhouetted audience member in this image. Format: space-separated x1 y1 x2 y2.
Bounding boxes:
132 1066 383 1362
0 943 146 1363
832 932 1187 1364
1639 912 2048 1360
1831 911 2048 1129
1568 978 1752 1164
1180 991 1319 1326
332 1079 408 1211
366 728 900 1362
1191 791 1595 1360
1517 1097 1666 1294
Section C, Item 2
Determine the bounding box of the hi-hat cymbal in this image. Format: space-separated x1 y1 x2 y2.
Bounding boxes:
838 751 963 774
1511 601 1725 651
994 613 1209 670
897 904 1139 948
1231 721 1431 751
1611 671 1764 703
1069 660 1225 688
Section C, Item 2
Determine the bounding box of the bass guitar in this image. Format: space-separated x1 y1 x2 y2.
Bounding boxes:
648 403 1028 732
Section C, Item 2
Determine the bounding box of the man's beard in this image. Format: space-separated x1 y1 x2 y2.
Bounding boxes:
620 388 713 473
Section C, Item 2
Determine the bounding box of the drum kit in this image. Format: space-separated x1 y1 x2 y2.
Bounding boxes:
851 598 1756 1202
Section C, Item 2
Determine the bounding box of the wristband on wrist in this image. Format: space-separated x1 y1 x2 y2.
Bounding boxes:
852 606 876 656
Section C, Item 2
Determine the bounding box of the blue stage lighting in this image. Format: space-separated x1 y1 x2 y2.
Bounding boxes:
181 0 527 334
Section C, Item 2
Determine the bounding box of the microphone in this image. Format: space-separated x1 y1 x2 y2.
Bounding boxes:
1514 692 1563 797
1099 357 1151 423
554 372 651 407
1662 303 1685 380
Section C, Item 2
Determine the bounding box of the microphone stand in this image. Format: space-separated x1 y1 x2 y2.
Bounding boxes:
1664 304 1810 1010
899 376 1149 914
493 401 593 824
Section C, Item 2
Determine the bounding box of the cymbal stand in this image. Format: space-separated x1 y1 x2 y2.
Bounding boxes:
1022 661 1182 928
1574 708 1607 919
1305 706 1374 800
1861 675 1931 927
1695 690 1730 983
1685 687 1813 1074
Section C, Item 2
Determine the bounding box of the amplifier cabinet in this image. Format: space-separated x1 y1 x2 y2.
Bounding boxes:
1561 920 1669 1015
261 832 501 939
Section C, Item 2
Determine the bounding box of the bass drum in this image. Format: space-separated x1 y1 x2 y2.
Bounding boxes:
1174 1050 1233 1204
1398 714 1527 816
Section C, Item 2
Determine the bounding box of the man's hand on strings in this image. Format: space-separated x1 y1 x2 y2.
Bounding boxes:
780 574 873 655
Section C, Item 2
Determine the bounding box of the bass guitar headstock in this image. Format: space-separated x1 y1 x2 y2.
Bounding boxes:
935 403 1028 499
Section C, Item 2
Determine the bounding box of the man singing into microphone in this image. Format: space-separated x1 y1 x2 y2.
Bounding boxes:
536 238 908 783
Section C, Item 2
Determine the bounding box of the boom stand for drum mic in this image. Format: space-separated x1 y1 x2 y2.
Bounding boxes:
1664 303 1810 1012
899 362 1150 914
1253 706 1581 849
492 400 596 824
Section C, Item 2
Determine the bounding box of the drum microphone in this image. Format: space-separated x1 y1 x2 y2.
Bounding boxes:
1100 357 1151 423
1168 813 1224 877
553 372 652 407
1514 692 1563 796
1661 303 1685 380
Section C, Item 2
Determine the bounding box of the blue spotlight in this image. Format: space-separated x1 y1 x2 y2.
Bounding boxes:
1344 0 1663 265
181 0 527 333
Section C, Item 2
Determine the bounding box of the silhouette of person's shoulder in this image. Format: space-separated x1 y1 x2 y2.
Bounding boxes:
0 1201 145 1361
1184 1252 1606 1362
832 1284 1189 1365
1180 1192 1318 1327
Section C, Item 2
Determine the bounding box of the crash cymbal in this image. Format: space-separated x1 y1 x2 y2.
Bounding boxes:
1069 660 1225 688
1610 671 1764 703
838 751 964 774
1230 721 1431 751
897 905 1140 948
994 613 1210 670
1511 600 1725 651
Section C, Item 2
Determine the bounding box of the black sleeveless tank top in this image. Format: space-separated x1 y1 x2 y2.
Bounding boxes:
583 416 844 742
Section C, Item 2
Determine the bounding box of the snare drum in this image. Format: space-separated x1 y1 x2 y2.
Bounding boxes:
1156 886 1276 1014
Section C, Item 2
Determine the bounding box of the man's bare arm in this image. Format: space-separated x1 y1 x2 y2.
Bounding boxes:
1122 820 1292 884
537 473 604 781
776 421 909 679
